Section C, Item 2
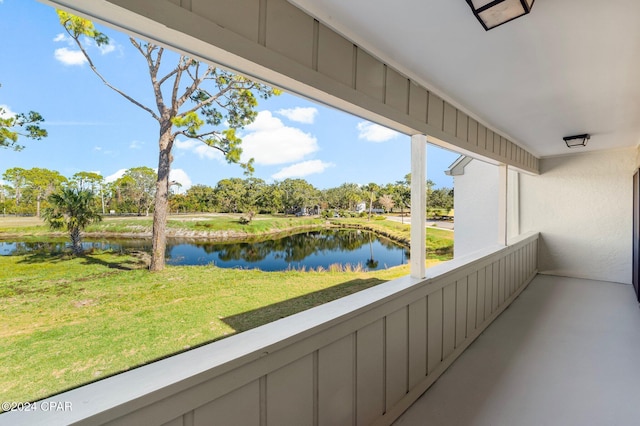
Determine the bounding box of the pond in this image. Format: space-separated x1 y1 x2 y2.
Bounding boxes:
0 229 409 271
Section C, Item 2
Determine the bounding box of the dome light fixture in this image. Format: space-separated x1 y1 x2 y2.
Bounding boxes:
466 0 535 31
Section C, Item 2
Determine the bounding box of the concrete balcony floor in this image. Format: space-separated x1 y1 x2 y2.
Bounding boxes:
395 274 640 426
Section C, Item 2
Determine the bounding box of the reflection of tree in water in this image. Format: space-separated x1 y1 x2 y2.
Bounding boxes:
4 230 408 269
214 242 271 263
4 241 103 255
193 229 375 264
5 241 65 255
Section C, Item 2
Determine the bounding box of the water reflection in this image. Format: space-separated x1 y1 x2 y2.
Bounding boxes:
0 229 408 271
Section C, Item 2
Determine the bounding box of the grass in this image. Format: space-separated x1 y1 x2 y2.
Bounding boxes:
0 252 433 403
0 214 453 403
0 214 328 237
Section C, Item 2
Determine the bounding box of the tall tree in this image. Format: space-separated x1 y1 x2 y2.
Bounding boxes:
362 182 380 220
70 171 105 214
0 84 48 151
2 167 27 212
58 11 278 270
183 184 217 212
241 177 268 222
123 167 156 216
214 178 246 213
23 168 67 217
378 194 395 213
392 176 411 223
43 188 102 255
278 179 319 215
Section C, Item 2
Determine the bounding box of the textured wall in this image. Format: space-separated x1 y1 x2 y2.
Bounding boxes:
454 159 499 258
521 148 635 284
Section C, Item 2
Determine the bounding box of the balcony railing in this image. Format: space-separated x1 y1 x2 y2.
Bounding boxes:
2 233 539 426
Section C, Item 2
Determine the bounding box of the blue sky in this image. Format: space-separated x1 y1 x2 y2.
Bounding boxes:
0 0 458 192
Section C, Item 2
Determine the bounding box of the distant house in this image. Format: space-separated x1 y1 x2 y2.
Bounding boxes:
446 156 499 258
446 156 519 258
356 202 383 214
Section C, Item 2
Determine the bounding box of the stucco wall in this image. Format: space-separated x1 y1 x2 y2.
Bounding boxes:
520 148 635 284
454 160 499 257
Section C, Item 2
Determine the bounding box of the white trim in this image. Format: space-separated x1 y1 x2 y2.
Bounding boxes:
498 164 508 245
410 134 427 278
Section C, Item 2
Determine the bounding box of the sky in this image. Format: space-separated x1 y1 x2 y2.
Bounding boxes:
0 0 459 193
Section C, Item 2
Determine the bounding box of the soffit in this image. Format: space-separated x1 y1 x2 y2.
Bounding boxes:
289 0 640 157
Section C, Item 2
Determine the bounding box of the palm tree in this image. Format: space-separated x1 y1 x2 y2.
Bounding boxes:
43 188 102 255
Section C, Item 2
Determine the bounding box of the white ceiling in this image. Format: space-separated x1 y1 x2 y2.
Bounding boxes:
289 0 640 158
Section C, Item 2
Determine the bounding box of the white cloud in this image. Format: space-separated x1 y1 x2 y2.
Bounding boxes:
272 160 334 180
356 121 400 143
129 140 144 150
53 32 118 66
240 111 318 165
54 47 87 66
276 107 318 124
169 168 192 191
175 139 223 161
86 37 116 55
0 104 15 119
53 33 72 44
105 169 126 183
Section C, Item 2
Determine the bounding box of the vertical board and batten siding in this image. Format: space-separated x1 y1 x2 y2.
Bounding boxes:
6 234 538 426
46 0 539 174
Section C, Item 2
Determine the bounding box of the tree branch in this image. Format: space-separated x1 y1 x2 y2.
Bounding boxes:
60 24 160 122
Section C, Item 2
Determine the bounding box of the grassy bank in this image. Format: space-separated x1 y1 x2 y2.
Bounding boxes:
0 214 454 403
0 214 326 238
1 252 440 403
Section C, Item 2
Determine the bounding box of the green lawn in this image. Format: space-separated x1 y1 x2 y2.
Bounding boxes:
0 214 454 403
0 252 426 403
0 214 330 237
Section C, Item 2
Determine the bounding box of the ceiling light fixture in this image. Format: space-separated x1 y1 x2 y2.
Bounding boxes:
466 0 535 31
563 134 590 148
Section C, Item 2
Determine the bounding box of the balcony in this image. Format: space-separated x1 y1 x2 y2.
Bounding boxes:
2 234 538 425
396 274 640 425
13 0 640 424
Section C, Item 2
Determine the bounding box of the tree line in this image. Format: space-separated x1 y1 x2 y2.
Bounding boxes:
0 167 453 218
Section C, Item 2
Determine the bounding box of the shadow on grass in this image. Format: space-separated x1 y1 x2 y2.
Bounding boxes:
20 276 388 403
221 277 386 334
15 250 146 271
79 254 145 271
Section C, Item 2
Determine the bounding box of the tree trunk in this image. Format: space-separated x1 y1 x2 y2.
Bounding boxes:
150 129 173 271
70 227 83 255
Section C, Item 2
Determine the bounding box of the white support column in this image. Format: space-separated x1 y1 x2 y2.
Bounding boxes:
498 164 508 246
510 170 520 237
410 134 427 278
